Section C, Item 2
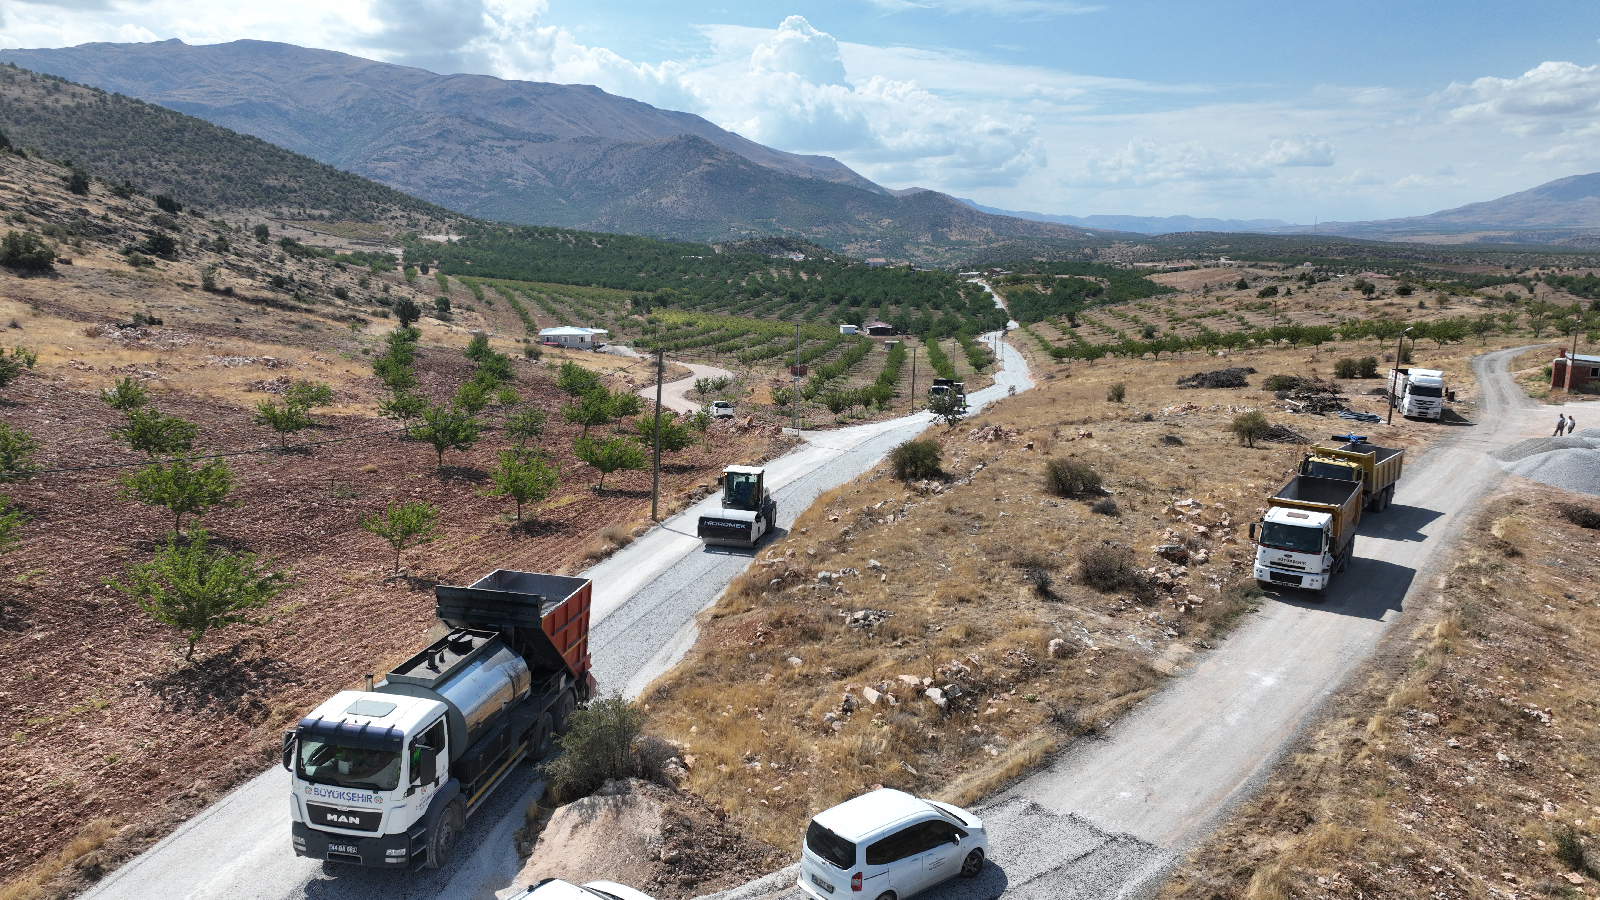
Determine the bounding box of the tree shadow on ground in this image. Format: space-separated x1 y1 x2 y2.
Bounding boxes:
147 636 298 718
436 465 489 483
512 518 573 538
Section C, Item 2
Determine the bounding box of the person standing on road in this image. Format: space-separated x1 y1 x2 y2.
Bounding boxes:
1568 415 1578 435
1555 413 1568 436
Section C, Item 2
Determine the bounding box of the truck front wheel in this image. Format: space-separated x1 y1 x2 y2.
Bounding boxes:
424 800 463 870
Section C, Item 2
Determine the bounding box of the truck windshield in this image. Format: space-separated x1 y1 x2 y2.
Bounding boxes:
1408 385 1443 398
806 821 856 869
298 738 402 792
725 473 758 506
1259 522 1323 555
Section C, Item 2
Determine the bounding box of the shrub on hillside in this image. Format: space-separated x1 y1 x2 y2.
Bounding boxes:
1229 411 1273 448
1077 544 1144 594
889 440 942 480
1262 374 1304 392
1106 382 1126 403
1333 358 1359 379
1091 497 1120 517
543 694 669 803
1358 356 1379 378
0 231 54 272
1044 459 1101 496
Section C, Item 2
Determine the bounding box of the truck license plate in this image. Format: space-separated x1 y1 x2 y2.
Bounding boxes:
810 873 834 893
329 843 359 855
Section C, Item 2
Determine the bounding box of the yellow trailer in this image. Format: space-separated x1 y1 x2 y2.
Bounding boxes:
1299 435 1405 512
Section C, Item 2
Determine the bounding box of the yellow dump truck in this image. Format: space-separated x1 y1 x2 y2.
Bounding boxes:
1299 435 1405 512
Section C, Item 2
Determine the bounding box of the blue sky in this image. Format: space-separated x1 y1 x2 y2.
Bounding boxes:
3 0 1599 223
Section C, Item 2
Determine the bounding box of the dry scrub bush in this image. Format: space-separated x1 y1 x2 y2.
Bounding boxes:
1090 497 1120 517
889 439 942 481
1556 502 1600 530
543 694 668 803
1044 458 1102 496
1076 544 1144 594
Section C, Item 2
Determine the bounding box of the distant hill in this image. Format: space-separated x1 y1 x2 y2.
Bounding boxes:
0 63 459 229
0 40 1100 262
958 199 1293 235
1264 172 1600 246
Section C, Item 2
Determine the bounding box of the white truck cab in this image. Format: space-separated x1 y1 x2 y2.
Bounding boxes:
1388 367 1446 420
287 691 451 867
1252 507 1335 593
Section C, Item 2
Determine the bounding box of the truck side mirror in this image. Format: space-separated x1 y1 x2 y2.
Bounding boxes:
415 746 438 784
1248 523 1258 542
281 731 296 772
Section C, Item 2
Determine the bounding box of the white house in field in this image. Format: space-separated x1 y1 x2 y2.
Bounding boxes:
539 326 608 348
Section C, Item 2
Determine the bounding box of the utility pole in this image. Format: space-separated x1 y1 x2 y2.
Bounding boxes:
651 346 663 521
1387 327 1412 426
791 322 801 432
910 343 918 409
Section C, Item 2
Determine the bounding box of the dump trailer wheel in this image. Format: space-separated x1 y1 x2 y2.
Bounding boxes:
553 690 578 733
532 712 555 759
424 800 464 869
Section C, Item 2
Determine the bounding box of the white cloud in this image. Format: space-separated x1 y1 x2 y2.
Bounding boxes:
749 15 849 86
865 0 1101 16
1080 138 1270 186
1452 61 1600 121
1262 134 1335 167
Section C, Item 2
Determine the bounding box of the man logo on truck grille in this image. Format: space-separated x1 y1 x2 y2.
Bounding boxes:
307 803 381 831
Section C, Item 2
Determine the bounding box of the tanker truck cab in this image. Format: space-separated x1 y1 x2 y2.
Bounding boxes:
286 691 454 868
1252 508 1335 593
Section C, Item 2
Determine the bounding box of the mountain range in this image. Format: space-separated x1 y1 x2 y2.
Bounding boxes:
0 39 1098 262
957 200 1294 235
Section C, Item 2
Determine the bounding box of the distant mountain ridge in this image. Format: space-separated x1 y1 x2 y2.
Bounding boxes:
0 39 1103 261
957 199 1293 234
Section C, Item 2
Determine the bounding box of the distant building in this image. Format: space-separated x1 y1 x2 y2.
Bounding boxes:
538 326 609 348
839 324 859 335
1299 262 1315 268
866 258 887 267
1356 272 1393 279
863 320 895 336
1552 350 1600 392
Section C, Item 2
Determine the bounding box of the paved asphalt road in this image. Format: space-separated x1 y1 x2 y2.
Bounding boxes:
701 345 1543 900
78 333 1028 900
636 361 735 416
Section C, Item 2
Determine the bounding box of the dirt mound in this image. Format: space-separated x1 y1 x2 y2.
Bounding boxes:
515 779 784 900
1175 366 1255 389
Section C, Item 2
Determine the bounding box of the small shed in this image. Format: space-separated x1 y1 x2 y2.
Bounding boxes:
1552 351 1600 392
863 320 895 336
839 324 858 335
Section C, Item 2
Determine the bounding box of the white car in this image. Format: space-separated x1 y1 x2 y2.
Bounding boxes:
508 879 655 900
798 788 988 900
709 400 736 418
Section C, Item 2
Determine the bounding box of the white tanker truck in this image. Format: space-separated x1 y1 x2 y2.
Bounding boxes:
283 570 595 869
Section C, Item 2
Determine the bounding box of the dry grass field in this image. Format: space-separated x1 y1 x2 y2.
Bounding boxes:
1161 485 1600 900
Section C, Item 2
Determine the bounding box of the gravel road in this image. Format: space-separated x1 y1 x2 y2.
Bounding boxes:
637 362 735 415
696 345 1544 900
79 333 1026 900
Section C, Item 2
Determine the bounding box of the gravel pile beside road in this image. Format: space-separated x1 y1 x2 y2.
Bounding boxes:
1495 427 1600 496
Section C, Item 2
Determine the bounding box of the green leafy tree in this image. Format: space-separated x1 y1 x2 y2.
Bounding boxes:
393 296 421 328
822 390 850 416
1229 411 1272 448
0 231 54 273
454 379 490 415
414 402 482 468
404 266 418 284
360 500 440 575
115 407 200 458
67 167 90 195
556 361 602 397
473 352 515 386
634 410 696 453
608 390 643 419
253 223 270 243
378 390 428 429
927 390 967 427
562 390 617 438
0 347 30 389
464 332 493 362
0 496 23 553
484 451 560 522
574 436 646 490
505 407 548 451
494 386 520 408
114 527 288 661
0 422 39 482
285 381 334 410
253 381 334 448
119 457 236 532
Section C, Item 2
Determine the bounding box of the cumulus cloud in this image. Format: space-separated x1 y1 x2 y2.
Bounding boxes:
750 16 849 87
866 0 1101 16
1453 61 1600 121
1262 134 1335 167
1080 138 1271 186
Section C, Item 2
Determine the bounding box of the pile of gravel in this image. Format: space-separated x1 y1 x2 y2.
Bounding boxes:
1497 427 1600 496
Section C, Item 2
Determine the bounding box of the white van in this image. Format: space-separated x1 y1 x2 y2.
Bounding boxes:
798 789 988 900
